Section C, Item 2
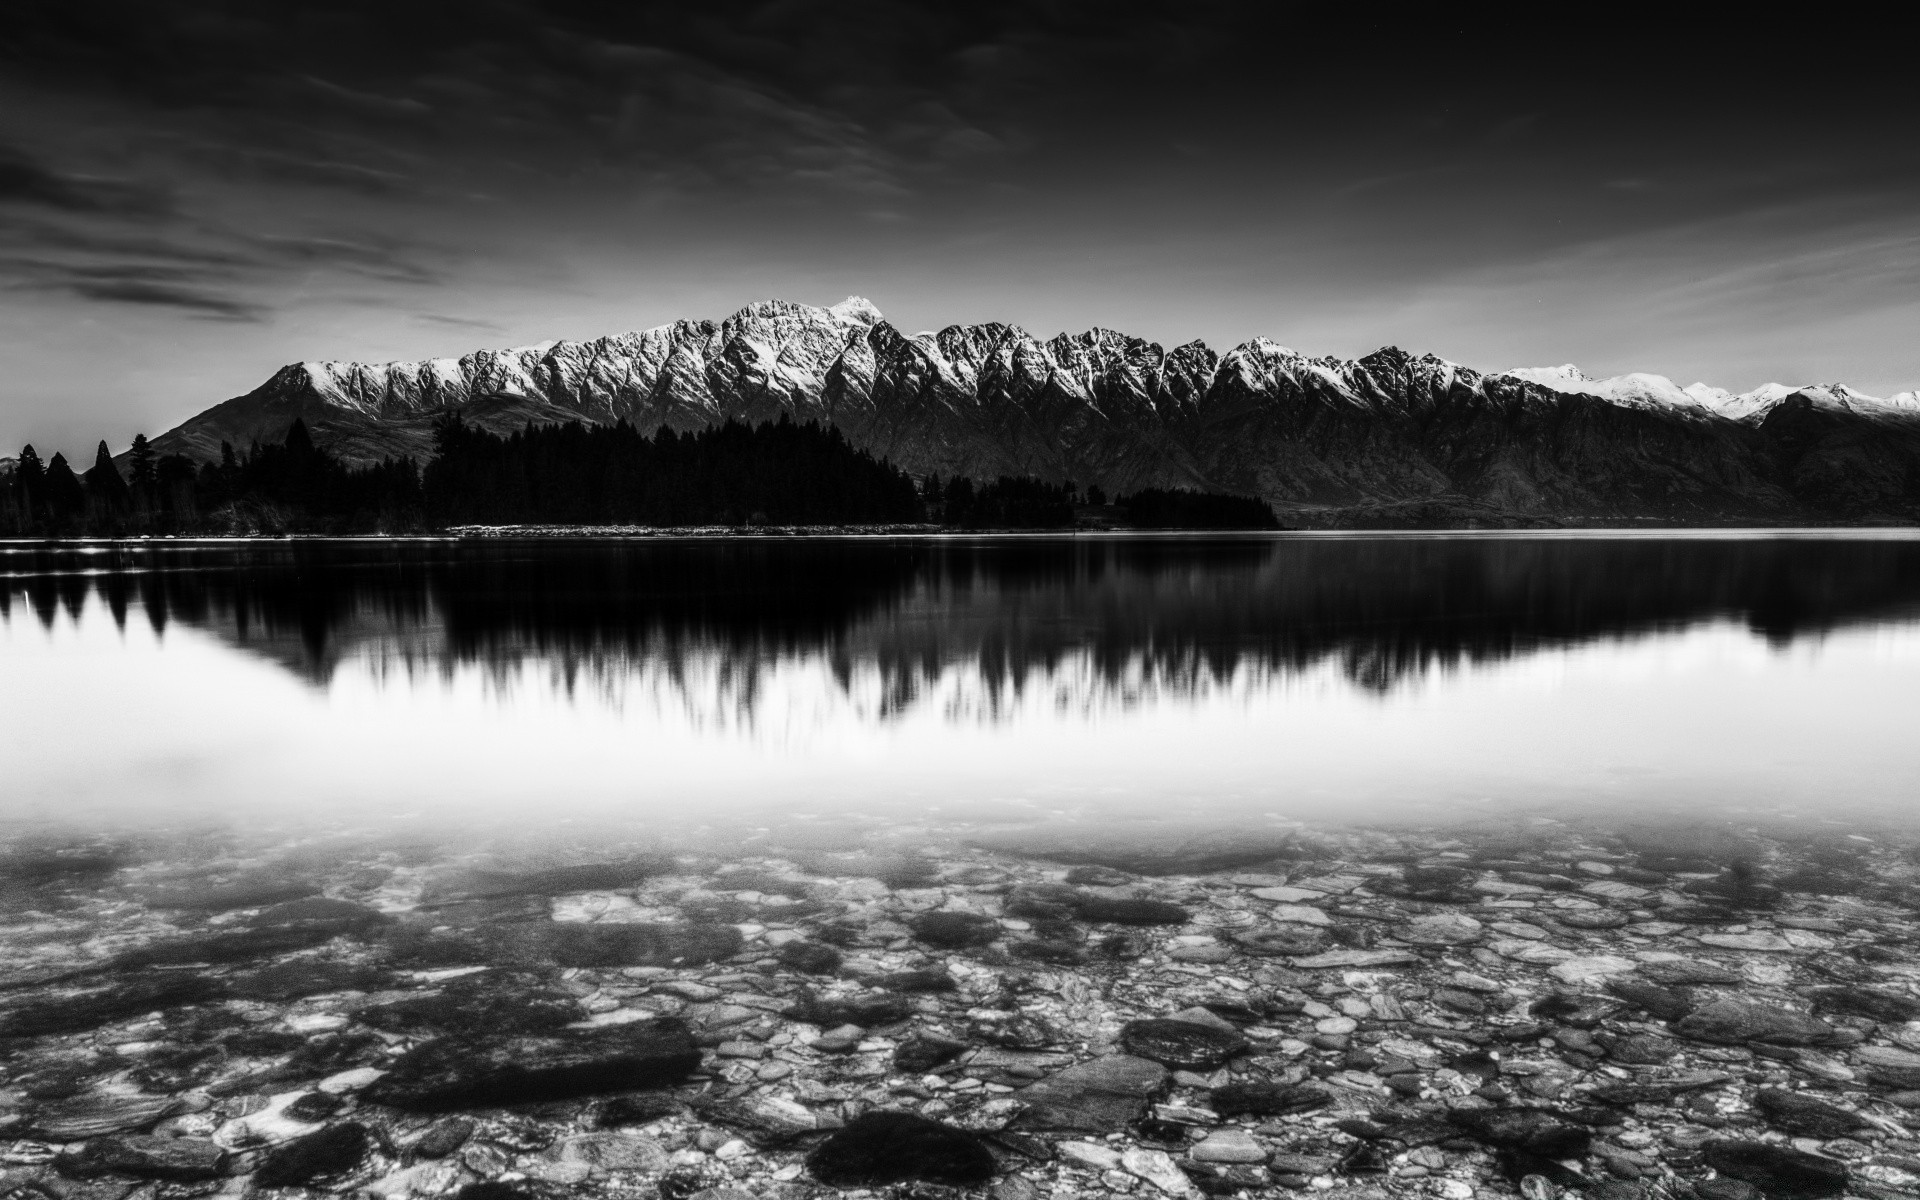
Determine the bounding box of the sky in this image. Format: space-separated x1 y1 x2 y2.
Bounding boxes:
3 2 1918 456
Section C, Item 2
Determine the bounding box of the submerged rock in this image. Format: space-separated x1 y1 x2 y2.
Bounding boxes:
253 1123 372 1188
1700 1139 1848 1199
1752 1090 1870 1138
1118 1018 1249 1070
1208 1080 1332 1117
1675 998 1838 1046
1808 984 1920 1023
0 974 227 1037
362 1020 700 1110
489 922 743 968
55 1135 229 1181
805 1111 995 1186
910 911 1001 948
1017 1055 1168 1132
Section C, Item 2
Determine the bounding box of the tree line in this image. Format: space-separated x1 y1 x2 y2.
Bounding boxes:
2 416 1281 535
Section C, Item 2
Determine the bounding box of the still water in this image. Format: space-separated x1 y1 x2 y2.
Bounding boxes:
4 531 1919 847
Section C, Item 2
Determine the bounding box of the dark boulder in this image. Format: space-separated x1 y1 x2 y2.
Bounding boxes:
361 1020 700 1111
1448 1108 1591 1159
253 1123 371 1188
1807 985 1920 1024
873 969 956 993
774 941 843 974
1 975 228 1037
1209 1081 1332 1117
1700 1139 1847 1199
1016 1055 1168 1132
1675 999 1838 1047
1118 1019 1249 1071
1606 978 1695 1022
1752 1090 1870 1139
355 972 579 1037
1073 896 1190 926
894 1034 969 1073
805 1112 995 1187
55 1135 229 1181
909 911 1000 948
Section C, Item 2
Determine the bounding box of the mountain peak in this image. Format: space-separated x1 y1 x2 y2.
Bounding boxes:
828 296 884 326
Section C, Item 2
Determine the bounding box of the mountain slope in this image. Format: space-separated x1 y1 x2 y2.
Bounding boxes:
149 298 1920 525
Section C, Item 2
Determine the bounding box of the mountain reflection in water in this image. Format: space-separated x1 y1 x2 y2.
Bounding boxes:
5 532 1920 834
6 534 1920 707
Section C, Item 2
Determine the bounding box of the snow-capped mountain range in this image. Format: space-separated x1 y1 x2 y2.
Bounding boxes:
151 297 1920 524
1502 363 1920 421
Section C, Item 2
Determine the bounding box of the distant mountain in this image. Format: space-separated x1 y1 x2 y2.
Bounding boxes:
150 297 1920 526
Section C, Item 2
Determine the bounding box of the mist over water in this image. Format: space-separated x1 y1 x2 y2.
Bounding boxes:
4 532 1920 852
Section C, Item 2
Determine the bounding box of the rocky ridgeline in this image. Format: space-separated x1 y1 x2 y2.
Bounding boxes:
148 298 1920 524
4 827 1920 1200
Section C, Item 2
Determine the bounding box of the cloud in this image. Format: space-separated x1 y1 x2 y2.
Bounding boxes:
4 257 263 320
0 143 170 215
63 277 263 320
255 234 441 284
413 312 504 332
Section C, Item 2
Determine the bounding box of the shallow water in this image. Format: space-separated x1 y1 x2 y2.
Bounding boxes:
7 533 1920 1199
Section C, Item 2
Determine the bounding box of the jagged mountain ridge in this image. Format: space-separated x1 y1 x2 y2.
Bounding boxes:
150 297 1920 524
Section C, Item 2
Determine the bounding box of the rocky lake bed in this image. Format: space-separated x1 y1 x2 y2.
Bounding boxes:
5 821 1920 1200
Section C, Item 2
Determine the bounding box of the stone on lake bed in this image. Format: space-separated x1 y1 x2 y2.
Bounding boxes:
21 1093 184 1140
1233 926 1329 956
253 1123 372 1188
1549 954 1639 985
1249 886 1324 903
1059 1140 1125 1170
1189 1128 1267 1163
56 1135 230 1181
1208 1080 1331 1117
1073 895 1191 925
1119 1018 1250 1070
1288 948 1419 969
361 1019 701 1110
487 921 743 968
1392 913 1483 946
1701 1139 1848 1199
1753 1090 1871 1139
1809 985 1920 1023
1267 904 1330 926
1853 1044 1920 1088
1016 1054 1168 1132
547 1131 670 1173
805 1111 995 1187
910 910 1001 947
1675 999 1838 1047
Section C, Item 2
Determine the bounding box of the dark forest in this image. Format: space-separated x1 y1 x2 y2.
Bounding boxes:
1 418 1280 536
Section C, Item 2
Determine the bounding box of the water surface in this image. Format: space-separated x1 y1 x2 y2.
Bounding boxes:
5 531 1919 851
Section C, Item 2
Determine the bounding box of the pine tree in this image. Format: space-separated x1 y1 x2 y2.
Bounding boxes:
85 440 131 512
42 452 85 519
128 434 157 489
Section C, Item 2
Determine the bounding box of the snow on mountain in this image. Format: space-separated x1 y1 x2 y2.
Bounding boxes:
1503 365 1918 421
144 297 1920 524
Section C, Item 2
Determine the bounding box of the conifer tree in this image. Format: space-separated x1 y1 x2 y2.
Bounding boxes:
42 452 85 519
85 440 131 511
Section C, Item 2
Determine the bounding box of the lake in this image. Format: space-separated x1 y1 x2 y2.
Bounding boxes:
5 530 1919 850
7 531 1920 1198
